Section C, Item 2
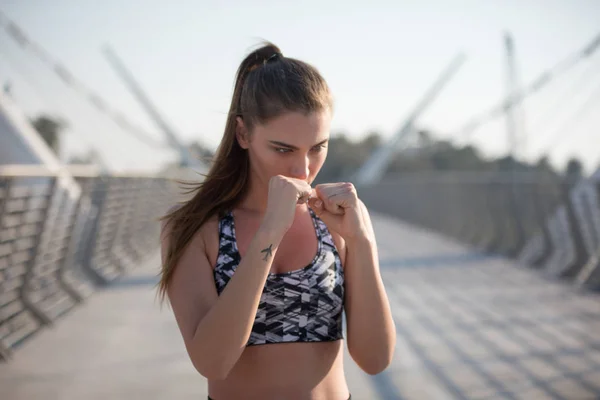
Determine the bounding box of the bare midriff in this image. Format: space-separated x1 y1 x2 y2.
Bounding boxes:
207 340 350 400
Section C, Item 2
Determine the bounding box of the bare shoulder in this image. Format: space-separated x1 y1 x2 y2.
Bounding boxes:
198 212 220 236
160 210 220 268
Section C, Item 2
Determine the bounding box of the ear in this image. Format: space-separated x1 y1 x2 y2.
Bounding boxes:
236 116 250 149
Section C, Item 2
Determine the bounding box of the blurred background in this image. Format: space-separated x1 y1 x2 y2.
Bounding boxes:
1 1 600 399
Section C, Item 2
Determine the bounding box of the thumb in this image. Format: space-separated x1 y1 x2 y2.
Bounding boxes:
308 197 324 215
308 197 342 228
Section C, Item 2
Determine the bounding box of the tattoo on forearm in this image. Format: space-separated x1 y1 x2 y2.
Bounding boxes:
260 244 273 261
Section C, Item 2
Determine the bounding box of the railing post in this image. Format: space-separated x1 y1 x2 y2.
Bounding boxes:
558 180 590 279
507 177 527 256
106 178 131 274
56 193 89 303
79 176 112 286
19 177 57 326
0 177 12 361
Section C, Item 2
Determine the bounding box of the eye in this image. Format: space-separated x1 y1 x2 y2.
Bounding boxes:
274 147 292 154
311 144 327 153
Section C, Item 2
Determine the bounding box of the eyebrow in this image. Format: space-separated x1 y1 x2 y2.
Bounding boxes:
268 139 329 150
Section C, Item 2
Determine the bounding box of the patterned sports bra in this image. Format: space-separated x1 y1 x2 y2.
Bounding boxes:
213 208 345 346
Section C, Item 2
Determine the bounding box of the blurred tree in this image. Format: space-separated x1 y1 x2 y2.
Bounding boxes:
316 132 383 183
535 155 553 173
388 138 488 175
565 157 583 181
30 115 66 156
68 149 98 165
416 129 435 147
316 133 354 183
312 127 570 185
3 81 11 96
361 131 383 149
494 155 518 171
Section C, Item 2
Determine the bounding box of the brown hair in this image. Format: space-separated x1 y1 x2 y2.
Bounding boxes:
157 41 332 303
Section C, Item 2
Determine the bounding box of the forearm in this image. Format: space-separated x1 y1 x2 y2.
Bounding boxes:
190 226 282 379
345 236 396 375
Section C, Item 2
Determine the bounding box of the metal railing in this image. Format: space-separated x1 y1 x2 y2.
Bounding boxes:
0 165 180 360
359 170 600 290
3 162 599 360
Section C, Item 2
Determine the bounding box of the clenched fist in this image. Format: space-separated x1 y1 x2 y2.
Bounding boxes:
308 182 369 241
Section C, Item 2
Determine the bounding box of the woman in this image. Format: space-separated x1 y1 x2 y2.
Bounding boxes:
159 42 396 400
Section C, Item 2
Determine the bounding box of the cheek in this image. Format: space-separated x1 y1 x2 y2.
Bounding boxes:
309 151 327 173
253 148 284 173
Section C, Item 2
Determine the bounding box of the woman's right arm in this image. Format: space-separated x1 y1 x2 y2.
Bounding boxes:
162 220 283 380
163 176 312 380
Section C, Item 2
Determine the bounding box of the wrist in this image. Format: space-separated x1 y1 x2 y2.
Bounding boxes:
343 231 373 247
257 222 286 246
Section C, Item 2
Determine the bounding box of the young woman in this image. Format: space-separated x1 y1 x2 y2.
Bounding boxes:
159 42 396 400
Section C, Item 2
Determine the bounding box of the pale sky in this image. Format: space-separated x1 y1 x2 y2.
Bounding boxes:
1 0 599 173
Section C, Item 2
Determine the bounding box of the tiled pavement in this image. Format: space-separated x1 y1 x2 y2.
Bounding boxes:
374 215 600 400
1 213 599 399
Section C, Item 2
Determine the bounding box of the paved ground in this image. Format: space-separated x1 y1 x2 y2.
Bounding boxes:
1 213 600 399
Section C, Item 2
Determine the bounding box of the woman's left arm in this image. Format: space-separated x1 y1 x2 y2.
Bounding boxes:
343 199 396 375
309 185 396 376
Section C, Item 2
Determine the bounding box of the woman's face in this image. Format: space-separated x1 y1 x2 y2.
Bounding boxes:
236 110 331 186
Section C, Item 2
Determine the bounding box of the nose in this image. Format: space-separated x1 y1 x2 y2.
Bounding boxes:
289 155 310 180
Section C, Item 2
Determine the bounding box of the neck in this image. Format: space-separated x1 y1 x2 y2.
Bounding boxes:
238 173 269 215
237 174 309 217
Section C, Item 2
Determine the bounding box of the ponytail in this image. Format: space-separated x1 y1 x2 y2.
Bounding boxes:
157 41 331 304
